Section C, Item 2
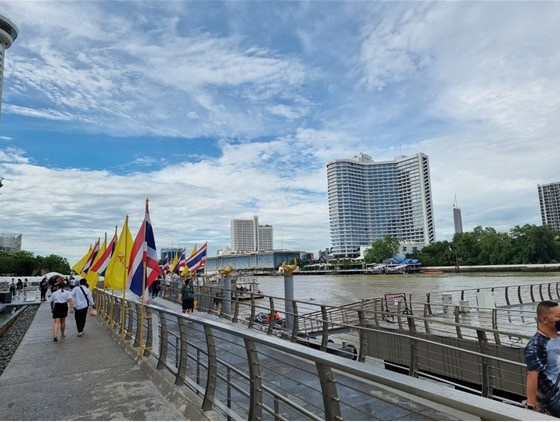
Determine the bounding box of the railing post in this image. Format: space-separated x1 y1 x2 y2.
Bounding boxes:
505 286 510 306
245 339 263 421
290 300 299 343
423 304 431 334
357 310 368 363
396 301 404 330
373 299 380 327
476 329 492 398
232 290 240 323
407 316 419 378
492 309 501 345
315 362 342 421
156 310 168 369
267 297 275 335
548 283 553 300
248 293 256 329
539 284 544 302
320 306 329 351
126 302 134 339
133 302 141 347
425 293 433 315
530 284 535 303
454 306 462 339
144 306 153 357
175 317 188 385
518 285 523 304
202 325 217 412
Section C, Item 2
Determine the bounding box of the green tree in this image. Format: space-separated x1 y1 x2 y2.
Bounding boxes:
510 224 560 264
11 251 39 276
364 236 400 263
41 254 72 274
416 240 453 266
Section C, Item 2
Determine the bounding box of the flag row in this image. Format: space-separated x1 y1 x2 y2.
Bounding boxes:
71 199 208 296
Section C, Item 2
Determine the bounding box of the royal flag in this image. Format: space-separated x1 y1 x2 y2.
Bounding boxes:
183 242 207 273
128 200 159 296
105 217 133 290
71 244 93 276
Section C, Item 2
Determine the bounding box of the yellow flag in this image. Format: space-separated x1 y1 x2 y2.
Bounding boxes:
180 245 198 276
72 244 93 277
85 234 107 290
105 216 133 290
169 251 179 273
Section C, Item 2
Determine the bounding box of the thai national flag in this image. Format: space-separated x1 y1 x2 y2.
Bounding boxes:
174 247 187 273
129 200 159 296
184 242 207 273
161 253 170 274
91 233 117 276
81 239 100 274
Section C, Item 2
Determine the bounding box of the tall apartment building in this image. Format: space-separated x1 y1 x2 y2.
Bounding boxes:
538 182 560 231
327 153 435 258
0 15 18 115
231 216 273 253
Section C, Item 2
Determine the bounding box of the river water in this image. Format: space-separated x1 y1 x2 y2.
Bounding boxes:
254 272 560 306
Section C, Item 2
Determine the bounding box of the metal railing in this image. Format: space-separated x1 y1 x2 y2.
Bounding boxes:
93 288 550 421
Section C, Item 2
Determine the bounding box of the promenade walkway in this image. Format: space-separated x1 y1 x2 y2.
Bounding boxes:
0 301 210 421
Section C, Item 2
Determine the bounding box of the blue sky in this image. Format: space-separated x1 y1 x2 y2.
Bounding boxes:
0 1 558 264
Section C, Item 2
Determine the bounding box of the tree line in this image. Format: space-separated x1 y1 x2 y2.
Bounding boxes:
364 224 560 266
0 251 71 276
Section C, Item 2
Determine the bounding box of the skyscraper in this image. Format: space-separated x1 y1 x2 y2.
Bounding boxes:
453 195 463 235
0 15 18 116
538 182 560 232
231 216 274 253
327 153 435 258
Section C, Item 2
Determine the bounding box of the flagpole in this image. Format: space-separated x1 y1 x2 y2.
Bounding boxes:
120 220 128 340
138 199 149 357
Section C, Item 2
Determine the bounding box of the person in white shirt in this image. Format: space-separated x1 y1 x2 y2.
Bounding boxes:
50 282 73 342
70 278 96 337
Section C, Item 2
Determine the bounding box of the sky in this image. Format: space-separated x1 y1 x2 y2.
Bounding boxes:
0 1 558 265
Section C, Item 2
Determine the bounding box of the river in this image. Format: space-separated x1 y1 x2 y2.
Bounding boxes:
253 272 560 306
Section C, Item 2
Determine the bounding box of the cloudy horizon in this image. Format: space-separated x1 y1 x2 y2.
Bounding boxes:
0 1 558 265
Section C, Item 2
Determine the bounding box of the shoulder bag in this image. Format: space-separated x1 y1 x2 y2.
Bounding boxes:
78 286 97 317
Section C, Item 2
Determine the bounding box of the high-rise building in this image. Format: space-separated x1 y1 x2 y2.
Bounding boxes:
0 15 18 116
327 153 435 258
231 216 274 253
538 182 560 232
0 233 22 253
453 195 463 235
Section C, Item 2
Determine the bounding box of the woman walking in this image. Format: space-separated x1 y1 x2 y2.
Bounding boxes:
50 281 73 341
71 278 95 337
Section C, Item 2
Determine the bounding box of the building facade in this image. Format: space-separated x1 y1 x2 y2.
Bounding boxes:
0 233 22 253
0 15 18 115
231 216 273 253
327 153 435 258
538 182 560 231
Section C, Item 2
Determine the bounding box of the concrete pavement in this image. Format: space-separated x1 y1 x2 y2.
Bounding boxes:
0 301 211 421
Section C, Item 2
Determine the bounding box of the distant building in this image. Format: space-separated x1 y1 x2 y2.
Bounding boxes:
231 216 273 253
327 152 435 258
207 250 305 272
453 196 463 234
538 182 560 231
0 233 22 253
160 247 182 261
0 15 18 116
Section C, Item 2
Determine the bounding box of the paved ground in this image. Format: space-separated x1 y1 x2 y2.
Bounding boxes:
0 301 202 421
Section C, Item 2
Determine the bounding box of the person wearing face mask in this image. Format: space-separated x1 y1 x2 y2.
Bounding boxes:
525 300 560 415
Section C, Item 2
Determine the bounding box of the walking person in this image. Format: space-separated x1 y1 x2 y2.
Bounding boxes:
181 278 196 316
16 278 23 300
8 279 16 300
71 278 95 337
50 281 73 342
525 300 560 416
23 278 28 300
39 276 49 301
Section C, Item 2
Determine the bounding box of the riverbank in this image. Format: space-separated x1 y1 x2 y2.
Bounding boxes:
292 263 560 276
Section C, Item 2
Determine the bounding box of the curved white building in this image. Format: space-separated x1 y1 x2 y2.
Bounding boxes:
327 153 435 258
0 14 18 116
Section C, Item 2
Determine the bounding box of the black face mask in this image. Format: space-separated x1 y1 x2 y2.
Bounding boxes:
555 321 560 332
